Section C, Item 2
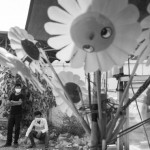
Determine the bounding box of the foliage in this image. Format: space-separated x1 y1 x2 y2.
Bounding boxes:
52 115 85 138
0 66 56 127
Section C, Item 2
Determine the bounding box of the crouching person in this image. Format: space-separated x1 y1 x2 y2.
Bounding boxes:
24 111 49 150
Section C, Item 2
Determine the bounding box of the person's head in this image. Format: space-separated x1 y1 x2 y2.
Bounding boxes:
34 111 42 119
14 83 22 93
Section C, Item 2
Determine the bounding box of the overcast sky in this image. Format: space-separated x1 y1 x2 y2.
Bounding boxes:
0 0 30 31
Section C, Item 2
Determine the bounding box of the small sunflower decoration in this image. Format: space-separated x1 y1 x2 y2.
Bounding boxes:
45 0 141 72
52 71 87 117
8 26 49 74
134 3 150 65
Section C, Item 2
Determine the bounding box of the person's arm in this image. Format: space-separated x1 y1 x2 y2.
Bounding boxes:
11 94 24 106
10 99 22 106
25 120 35 137
6 93 13 107
41 118 48 133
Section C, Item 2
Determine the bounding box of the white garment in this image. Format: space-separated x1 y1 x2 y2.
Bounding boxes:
25 118 48 137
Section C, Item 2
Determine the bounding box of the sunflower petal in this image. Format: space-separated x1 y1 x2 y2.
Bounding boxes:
96 51 116 71
147 3 150 14
58 71 66 84
114 23 141 53
47 6 72 24
20 29 29 39
48 35 71 49
134 40 149 56
139 44 150 63
45 22 69 35
56 44 75 61
76 80 85 87
114 5 139 27
10 27 23 40
66 108 73 117
137 30 149 43
141 16 150 29
77 0 92 12
146 57 150 66
15 49 26 59
102 0 128 18
55 97 64 105
10 39 22 49
59 71 73 83
58 0 81 17
8 31 21 42
21 29 34 41
91 0 128 16
73 75 80 82
84 53 99 72
67 71 74 82
106 44 129 66
59 102 68 113
70 48 86 68
14 27 26 40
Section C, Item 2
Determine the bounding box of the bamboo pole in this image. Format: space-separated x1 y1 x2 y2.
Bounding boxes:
123 83 129 150
108 117 126 143
124 75 150 109
46 57 91 135
107 52 143 140
101 94 107 150
95 70 102 134
78 87 90 127
88 73 92 110
117 68 124 150
90 88 101 150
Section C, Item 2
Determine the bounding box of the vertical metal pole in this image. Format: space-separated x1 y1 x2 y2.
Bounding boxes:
124 81 129 150
88 73 92 110
117 68 124 150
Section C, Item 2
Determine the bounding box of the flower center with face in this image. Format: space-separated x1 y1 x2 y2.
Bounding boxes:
70 12 115 53
21 39 40 60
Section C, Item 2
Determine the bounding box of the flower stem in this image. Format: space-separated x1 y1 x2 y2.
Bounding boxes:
107 50 144 140
46 57 91 135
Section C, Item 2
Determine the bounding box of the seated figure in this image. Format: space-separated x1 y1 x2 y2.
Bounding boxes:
24 111 49 150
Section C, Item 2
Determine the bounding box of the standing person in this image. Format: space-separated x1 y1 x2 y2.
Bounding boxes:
24 111 49 150
1 83 24 148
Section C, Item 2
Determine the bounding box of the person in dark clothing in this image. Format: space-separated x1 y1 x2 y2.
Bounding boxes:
1 83 24 148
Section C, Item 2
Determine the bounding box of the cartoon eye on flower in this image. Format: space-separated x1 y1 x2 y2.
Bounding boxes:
45 0 141 72
134 3 150 65
52 71 87 117
8 26 49 74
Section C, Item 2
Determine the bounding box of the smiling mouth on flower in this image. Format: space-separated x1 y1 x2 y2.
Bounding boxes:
83 45 94 53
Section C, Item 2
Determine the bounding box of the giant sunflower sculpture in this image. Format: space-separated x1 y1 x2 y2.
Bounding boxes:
8 26 54 92
45 0 141 72
134 3 150 65
52 71 87 117
8 26 49 74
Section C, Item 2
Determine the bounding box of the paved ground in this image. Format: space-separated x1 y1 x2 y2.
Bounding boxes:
0 140 53 150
